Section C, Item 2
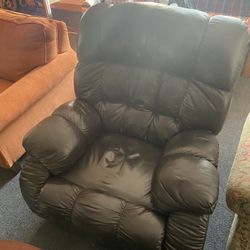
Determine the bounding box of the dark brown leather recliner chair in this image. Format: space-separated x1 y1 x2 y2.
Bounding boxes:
20 3 249 250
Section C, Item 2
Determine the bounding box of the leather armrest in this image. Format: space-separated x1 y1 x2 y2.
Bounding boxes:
151 130 219 215
20 156 50 215
164 212 209 250
226 113 250 217
23 100 101 175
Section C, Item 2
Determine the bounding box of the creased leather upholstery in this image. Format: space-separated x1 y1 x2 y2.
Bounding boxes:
151 130 219 215
20 3 249 250
23 100 101 175
163 212 209 250
62 133 160 207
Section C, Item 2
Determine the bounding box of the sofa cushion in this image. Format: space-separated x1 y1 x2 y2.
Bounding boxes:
0 79 13 93
0 10 59 82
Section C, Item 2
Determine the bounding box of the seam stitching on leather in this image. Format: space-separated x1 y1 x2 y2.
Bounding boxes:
215 139 219 162
100 63 105 103
178 17 210 125
23 159 50 213
70 188 82 222
145 112 154 142
145 72 164 144
54 112 101 147
190 17 210 77
115 200 127 241
154 72 163 114
25 152 50 172
53 113 85 137
36 175 50 212
157 179 178 212
178 79 190 125
164 152 218 168
61 179 154 212
201 215 210 249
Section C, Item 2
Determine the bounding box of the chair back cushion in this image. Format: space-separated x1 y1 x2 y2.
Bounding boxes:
0 9 70 82
75 3 249 146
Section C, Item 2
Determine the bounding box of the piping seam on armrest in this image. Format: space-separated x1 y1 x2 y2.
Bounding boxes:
163 152 218 168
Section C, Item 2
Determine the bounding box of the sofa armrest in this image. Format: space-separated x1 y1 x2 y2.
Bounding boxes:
151 130 219 214
0 49 76 132
23 100 102 175
226 113 250 217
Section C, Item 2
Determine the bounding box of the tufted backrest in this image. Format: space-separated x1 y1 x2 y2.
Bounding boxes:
75 3 249 146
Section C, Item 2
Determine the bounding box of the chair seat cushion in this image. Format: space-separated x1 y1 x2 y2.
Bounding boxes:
38 134 165 249
40 177 165 250
62 133 162 209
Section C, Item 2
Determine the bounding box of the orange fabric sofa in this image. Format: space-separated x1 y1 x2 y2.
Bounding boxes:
0 9 77 168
